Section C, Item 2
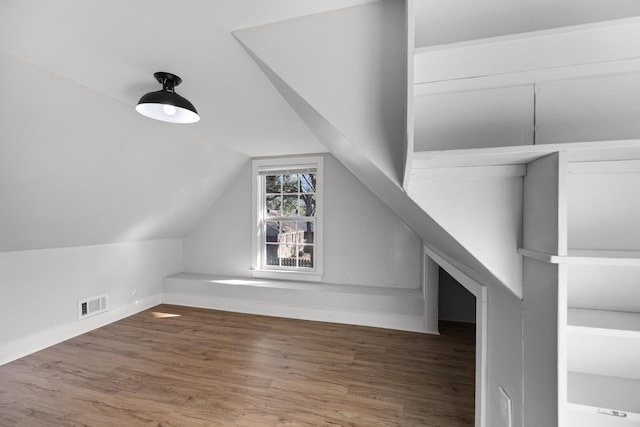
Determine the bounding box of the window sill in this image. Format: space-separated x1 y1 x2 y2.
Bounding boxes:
251 269 324 283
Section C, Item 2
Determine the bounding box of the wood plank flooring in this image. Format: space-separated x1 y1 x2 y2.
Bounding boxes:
0 304 475 426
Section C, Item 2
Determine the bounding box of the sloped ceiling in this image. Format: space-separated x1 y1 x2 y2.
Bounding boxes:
0 0 375 157
0 0 375 252
0 51 247 251
5 0 638 265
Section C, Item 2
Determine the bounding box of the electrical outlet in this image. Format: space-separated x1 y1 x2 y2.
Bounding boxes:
499 387 513 427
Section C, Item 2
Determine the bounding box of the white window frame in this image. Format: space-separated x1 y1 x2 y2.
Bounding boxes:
251 155 324 282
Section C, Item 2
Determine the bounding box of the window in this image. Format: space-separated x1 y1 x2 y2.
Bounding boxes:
252 156 323 281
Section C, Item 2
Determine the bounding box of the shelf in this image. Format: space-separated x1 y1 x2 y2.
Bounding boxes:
568 372 640 425
568 308 640 337
564 250 640 266
518 248 640 266
411 139 640 169
567 310 640 379
565 283 640 420
568 404 640 426
567 264 640 314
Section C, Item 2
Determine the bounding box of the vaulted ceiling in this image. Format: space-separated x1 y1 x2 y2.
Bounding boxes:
0 0 375 251
0 0 379 157
6 0 638 160
2 0 640 288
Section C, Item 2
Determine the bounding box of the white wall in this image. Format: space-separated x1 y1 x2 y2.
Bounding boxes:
486 282 524 427
568 168 640 251
183 154 423 289
414 85 534 152
537 73 640 144
0 239 182 364
408 174 524 297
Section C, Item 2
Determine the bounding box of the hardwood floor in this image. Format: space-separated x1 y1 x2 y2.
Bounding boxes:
0 305 475 426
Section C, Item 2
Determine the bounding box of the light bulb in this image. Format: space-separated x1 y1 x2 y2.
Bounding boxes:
163 104 177 116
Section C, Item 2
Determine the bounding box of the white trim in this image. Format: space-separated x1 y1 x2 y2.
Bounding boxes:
558 264 569 427
568 159 640 175
414 17 640 91
163 292 425 333
251 268 323 282
411 139 640 170
557 151 569 257
568 403 640 422
410 165 526 181
415 17 640 55
415 58 640 96
519 248 640 266
423 253 440 334
403 0 416 191
251 155 324 281
0 294 162 366
424 246 487 427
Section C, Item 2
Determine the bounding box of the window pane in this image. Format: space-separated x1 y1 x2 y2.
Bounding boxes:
265 221 280 243
266 175 281 193
300 173 316 193
283 174 299 193
265 243 280 266
296 221 314 244
297 245 314 268
278 243 296 262
282 195 298 216
265 221 315 267
265 195 282 216
298 194 316 216
279 221 296 236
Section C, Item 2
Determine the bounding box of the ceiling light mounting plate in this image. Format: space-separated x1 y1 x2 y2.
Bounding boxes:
154 71 182 87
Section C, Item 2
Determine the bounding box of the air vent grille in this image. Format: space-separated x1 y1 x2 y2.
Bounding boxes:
78 294 108 319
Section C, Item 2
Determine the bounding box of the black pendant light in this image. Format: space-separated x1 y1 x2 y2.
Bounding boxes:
136 72 200 123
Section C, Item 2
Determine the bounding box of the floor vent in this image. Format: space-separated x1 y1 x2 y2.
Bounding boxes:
78 294 108 319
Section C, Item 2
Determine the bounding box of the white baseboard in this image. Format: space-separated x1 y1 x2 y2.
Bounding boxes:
163 292 426 333
0 294 162 366
1 280 432 366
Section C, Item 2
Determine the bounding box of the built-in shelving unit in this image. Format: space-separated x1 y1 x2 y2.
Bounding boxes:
407 11 640 426
516 153 640 426
537 158 640 426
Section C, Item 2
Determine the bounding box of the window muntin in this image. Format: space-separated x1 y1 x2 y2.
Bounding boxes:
261 170 317 270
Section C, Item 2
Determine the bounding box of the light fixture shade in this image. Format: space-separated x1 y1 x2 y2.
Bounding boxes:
136 72 200 124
